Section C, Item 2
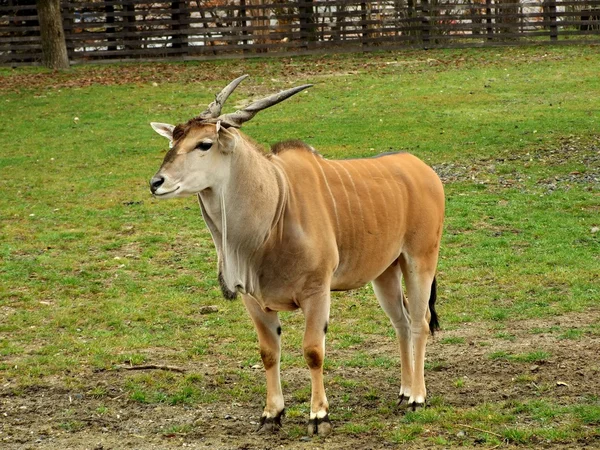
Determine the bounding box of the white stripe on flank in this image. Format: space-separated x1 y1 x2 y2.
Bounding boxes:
313 154 340 231
348 162 376 228
365 159 392 237
336 161 365 228
325 160 355 239
379 159 403 213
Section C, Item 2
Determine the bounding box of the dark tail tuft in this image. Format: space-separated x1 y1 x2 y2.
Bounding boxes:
429 277 440 335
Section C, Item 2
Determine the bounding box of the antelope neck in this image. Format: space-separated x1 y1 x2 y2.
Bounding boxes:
197 140 287 297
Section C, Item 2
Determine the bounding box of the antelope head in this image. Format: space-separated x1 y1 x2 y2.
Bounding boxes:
149 75 312 199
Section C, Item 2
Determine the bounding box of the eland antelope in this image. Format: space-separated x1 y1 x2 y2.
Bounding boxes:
149 76 445 437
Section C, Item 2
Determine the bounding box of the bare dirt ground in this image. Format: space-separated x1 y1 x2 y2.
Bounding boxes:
2 310 599 450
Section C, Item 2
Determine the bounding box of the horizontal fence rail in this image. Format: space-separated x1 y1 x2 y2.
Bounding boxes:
1 0 599 65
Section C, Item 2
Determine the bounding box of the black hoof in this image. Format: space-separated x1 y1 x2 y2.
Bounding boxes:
397 394 410 406
408 401 425 411
256 409 285 434
307 414 332 437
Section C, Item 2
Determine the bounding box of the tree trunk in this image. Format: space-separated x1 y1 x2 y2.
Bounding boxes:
36 0 69 69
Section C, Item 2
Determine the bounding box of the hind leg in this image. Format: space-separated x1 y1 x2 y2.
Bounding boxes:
372 260 414 404
400 254 437 408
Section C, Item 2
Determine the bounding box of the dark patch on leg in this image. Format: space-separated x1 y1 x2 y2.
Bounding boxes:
260 349 277 371
218 270 238 300
323 322 328 334
257 408 285 433
276 326 282 336
304 347 322 370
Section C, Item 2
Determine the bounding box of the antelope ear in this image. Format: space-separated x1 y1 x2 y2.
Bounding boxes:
216 124 237 154
150 122 175 144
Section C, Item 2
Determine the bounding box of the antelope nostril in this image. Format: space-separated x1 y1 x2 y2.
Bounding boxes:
150 175 165 192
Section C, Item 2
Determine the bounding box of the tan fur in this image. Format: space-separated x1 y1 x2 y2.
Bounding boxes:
151 113 444 437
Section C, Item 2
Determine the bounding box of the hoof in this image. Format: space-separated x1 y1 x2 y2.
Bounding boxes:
256 410 284 434
397 394 410 406
307 414 332 437
408 401 425 411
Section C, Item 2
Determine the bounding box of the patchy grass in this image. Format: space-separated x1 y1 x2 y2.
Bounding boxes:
440 336 466 345
488 350 551 363
1 45 599 448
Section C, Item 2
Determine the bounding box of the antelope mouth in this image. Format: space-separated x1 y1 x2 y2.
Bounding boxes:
154 186 180 197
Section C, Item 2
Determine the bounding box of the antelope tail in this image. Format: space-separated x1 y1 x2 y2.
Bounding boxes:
429 277 440 335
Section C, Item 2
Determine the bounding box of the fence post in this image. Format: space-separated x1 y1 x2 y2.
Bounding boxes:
105 4 116 52
123 1 140 51
239 0 249 53
486 0 493 41
360 2 368 46
545 0 557 41
171 1 189 55
299 0 316 49
62 1 74 60
421 0 430 49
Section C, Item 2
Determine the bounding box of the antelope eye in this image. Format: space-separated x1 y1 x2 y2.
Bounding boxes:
196 140 213 151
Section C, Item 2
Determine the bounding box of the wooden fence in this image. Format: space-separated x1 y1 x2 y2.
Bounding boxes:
2 0 600 65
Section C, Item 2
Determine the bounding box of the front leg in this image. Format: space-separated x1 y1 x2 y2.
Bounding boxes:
242 295 284 432
301 289 332 437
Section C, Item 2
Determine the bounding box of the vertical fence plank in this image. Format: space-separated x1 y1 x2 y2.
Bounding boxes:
421 0 430 49
62 1 73 59
360 1 367 47
106 4 117 52
300 0 316 48
546 0 558 41
239 0 249 53
486 0 494 42
172 1 188 54
123 1 139 52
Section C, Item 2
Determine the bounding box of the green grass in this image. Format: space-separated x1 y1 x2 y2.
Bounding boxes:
1 45 599 447
488 350 550 363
